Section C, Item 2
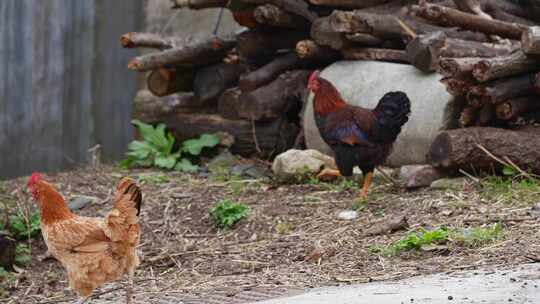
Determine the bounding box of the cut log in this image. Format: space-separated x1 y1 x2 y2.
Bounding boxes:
239 53 304 92
295 40 341 61
472 51 540 82
310 17 351 50
128 36 235 71
170 0 228 9
132 90 210 123
407 32 518 72
147 68 194 97
193 63 246 102
495 96 540 120
440 77 474 96
341 48 409 63
237 70 310 121
438 57 483 80
411 4 526 39
217 87 243 120
237 29 308 63
475 103 495 126
120 32 182 49
253 4 309 29
162 113 299 157
488 8 538 26
522 26 540 55
467 73 537 106
406 31 447 72
240 0 318 22
427 127 540 174
459 106 478 127
328 10 489 42
454 0 491 19
308 0 392 9
344 33 385 46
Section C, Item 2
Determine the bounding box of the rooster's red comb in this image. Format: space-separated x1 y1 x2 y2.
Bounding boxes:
308 70 320 83
28 172 41 188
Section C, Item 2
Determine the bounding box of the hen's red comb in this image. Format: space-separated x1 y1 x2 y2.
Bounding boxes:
308 70 320 83
28 172 41 188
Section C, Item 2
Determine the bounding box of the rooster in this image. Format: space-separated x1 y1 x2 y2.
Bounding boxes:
307 70 411 198
28 173 142 304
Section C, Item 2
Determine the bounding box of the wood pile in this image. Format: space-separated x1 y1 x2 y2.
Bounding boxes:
122 0 540 169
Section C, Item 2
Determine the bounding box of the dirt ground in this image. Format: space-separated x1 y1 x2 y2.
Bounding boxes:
1 163 540 303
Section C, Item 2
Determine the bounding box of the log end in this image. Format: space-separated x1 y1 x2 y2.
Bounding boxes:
427 132 452 168
127 59 140 71
120 33 134 48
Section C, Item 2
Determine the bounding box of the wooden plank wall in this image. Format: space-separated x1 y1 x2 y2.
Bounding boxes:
0 0 143 179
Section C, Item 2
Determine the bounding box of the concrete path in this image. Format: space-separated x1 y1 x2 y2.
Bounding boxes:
256 264 540 304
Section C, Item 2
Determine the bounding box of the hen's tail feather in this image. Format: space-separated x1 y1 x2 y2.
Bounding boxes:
371 91 411 143
115 177 142 216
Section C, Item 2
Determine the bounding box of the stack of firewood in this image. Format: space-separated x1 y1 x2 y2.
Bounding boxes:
122 0 540 158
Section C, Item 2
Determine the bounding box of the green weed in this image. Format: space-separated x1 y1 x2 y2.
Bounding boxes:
481 175 540 205
8 212 40 240
121 120 219 172
209 199 250 229
15 244 31 266
370 224 503 256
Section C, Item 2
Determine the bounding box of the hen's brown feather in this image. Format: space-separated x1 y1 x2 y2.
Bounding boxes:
34 177 142 298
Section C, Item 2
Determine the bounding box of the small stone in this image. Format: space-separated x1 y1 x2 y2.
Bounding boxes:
337 210 358 220
448 295 453 300
430 177 467 191
399 165 444 188
272 149 337 181
68 195 98 211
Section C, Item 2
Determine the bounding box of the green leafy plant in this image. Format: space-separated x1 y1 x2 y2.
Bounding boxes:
121 120 219 172
371 224 504 256
209 199 249 229
9 212 40 240
15 244 31 266
451 223 503 247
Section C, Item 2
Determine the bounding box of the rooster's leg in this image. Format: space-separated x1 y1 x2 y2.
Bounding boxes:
360 171 374 198
316 168 341 181
126 271 135 304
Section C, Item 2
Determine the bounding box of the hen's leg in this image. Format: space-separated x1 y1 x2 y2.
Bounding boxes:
360 171 374 198
316 168 341 181
126 270 135 304
76 296 88 304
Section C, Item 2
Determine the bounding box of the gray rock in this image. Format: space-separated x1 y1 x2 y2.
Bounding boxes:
68 195 98 211
430 177 467 191
272 149 337 181
399 165 445 188
304 61 458 166
337 210 358 220
231 164 269 179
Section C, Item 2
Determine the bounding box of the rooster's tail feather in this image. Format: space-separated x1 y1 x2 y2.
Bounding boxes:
371 91 411 143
